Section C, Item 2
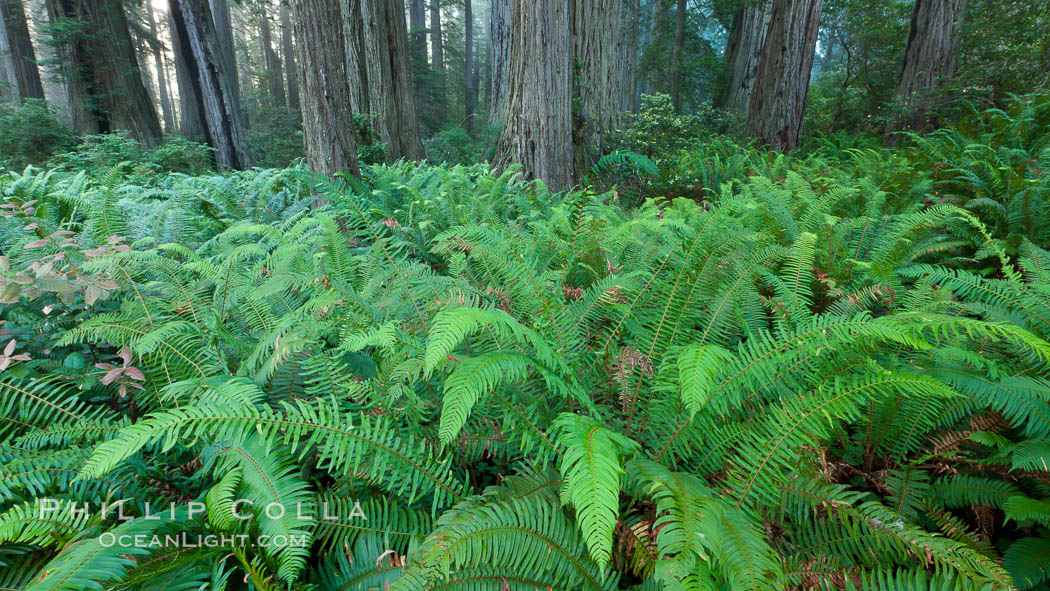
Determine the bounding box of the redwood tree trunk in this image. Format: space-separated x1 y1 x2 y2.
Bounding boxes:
718 0 772 116
0 16 17 103
46 0 162 147
409 0 426 62
172 0 253 168
279 4 299 111
488 0 509 125
494 0 636 190
259 8 285 106
208 0 239 109
0 0 45 101
146 1 175 132
292 0 359 177
670 0 686 111
464 0 474 132
350 0 424 161
573 0 635 156
884 0 967 142
620 0 639 113
430 0 443 73
494 0 573 192
169 0 207 140
745 0 823 151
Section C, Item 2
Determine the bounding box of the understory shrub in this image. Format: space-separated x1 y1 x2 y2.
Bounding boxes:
0 99 77 169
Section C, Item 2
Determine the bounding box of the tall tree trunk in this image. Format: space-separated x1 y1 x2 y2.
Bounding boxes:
488 0 509 125
884 0 966 142
430 0 443 75
162 58 177 129
279 4 299 111
46 0 162 147
494 0 573 192
0 0 45 101
146 0 175 132
349 0 424 161
670 0 685 111
718 0 772 116
208 0 239 108
494 0 636 189
259 7 285 106
232 8 254 106
169 0 207 140
409 0 426 62
573 0 635 156
621 0 640 113
171 0 253 168
291 0 359 177
464 0 474 132
0 13 20 103
646 0 671 96
745 0 822 151
634 0 652 109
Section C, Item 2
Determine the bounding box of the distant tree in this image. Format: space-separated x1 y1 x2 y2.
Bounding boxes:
430 0 443 76
0 0 45 102
409 0 426 61
170 0 253 168
430 0 445 122
348 0 424 161
145 0 176 132
670 0 686 110
279 3 299 111
463 0 474 132
258 4 284 107
884 0 967 142
45 0 162 147
487 0 509 125
746 0 823 151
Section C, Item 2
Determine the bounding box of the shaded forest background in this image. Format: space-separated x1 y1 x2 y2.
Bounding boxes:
2 0 1048 189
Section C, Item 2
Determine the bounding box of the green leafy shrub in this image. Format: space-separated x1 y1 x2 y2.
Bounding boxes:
614 93 740 160
0 99 77 169
146 137 214 174
53 133 216 177
424 124 478 165
614 93 705 159
52 131 145 172
246 97 305 168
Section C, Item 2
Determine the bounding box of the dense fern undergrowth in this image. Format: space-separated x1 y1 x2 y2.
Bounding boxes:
1 96 1049 591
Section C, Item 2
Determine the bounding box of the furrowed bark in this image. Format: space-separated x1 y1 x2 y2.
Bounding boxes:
172 0 253 168
350 0 424 161
719 0 772 116
745 0 823 151
494 0 573 192
291 0 360 177
884 0 967 142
